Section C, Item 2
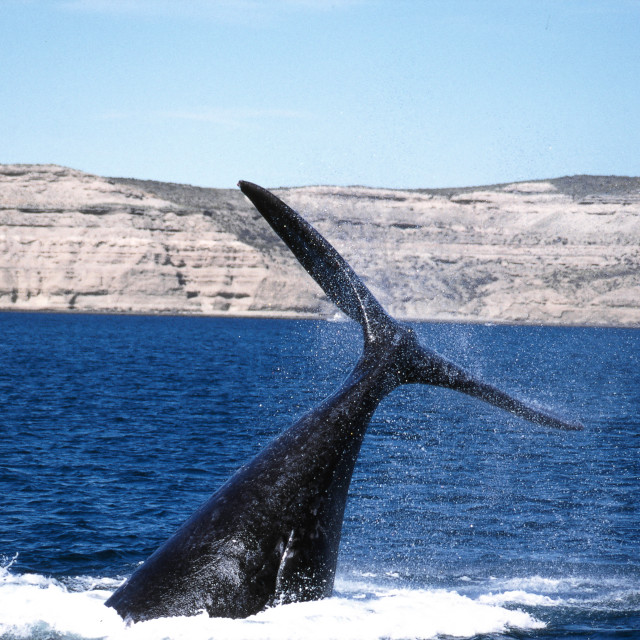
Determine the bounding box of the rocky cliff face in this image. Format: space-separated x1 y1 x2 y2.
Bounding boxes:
1 164 638 326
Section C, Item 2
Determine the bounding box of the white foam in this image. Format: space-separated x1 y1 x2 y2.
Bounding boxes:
0 572 123 639
489 575 564 593
0 566 544 640
478 590 561 607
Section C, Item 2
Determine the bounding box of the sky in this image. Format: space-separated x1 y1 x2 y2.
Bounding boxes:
1 0 639 189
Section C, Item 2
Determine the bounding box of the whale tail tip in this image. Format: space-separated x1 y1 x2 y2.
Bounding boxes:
238 180 397 344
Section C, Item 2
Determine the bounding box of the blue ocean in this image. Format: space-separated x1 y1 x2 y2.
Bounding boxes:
1 312 638 640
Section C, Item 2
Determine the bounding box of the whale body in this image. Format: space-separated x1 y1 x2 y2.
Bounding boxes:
105 182 582 621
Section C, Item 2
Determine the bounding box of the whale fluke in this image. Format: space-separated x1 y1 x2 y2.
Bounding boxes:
106 182 582 622
238 181 582 432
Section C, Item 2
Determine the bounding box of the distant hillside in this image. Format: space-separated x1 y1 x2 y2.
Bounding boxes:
1 164 638 327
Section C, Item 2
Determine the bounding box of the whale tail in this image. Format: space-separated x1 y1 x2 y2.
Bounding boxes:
238 181 583 431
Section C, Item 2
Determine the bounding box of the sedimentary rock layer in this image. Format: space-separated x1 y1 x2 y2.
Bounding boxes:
1 164 638 326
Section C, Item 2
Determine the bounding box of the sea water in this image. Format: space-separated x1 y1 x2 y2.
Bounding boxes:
0 313 638 639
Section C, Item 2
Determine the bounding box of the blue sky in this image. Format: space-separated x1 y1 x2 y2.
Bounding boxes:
2 0 639 188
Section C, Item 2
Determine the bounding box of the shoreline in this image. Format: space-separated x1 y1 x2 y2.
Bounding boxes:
3 307 636 330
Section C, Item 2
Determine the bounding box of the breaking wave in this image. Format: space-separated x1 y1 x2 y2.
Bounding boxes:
0 561 546 640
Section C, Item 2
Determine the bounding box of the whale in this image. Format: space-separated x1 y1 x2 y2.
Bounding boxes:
105 181 583 622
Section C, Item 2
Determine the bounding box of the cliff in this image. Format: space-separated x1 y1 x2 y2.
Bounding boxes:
1 164 638 326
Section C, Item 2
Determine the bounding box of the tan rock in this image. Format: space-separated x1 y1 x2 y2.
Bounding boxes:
1 165 638 326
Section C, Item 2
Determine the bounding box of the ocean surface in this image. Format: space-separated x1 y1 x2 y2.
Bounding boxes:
0 312 638 640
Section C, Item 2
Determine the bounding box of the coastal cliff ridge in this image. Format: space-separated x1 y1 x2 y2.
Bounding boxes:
1 164 638 326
